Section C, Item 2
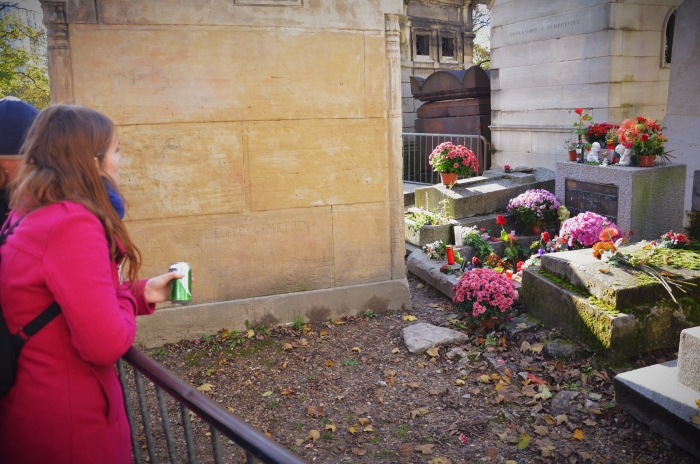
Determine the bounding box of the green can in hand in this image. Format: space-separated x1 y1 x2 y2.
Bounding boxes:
168 262 192 305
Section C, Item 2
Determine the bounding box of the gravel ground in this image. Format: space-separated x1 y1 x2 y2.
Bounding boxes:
124 272 695 464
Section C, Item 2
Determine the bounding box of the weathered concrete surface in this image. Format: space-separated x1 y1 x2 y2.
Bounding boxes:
677 326 700 392
415 168 555 220
615 360 700 460
522 265 697 357
521 268 639 357
402 322 469 355
540 245 700 308
405 219 454 247
555 162 686 241
136 278 412 348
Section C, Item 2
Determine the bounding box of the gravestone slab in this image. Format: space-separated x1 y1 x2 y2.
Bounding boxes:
402 323 469 355
555 162 686 241
693 170 700 212
522 243 700 357
415 168 555 220
677 326 700 392
615 360 700 460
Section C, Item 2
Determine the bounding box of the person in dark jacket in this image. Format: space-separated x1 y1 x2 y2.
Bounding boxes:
0 97 40 222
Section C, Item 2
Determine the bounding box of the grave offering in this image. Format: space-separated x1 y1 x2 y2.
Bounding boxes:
555 162 685 241
521 241 700 358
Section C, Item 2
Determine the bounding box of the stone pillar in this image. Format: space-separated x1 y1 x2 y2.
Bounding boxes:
40 1 74 104
386 14 406 280
678 326 700 392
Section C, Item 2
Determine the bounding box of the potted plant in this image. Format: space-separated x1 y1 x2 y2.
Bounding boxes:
506 189 561 234
451 268 518 328
564 139 578 161
616 117 668 167
586 122 618 146
428 142 479 186
560 211 622 249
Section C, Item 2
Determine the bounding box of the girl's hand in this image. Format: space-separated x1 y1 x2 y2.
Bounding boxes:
144 271 185 304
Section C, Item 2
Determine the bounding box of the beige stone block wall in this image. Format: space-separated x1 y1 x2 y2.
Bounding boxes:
43 0 411 345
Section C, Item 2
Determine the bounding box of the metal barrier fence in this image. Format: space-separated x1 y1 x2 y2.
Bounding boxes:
118 347 308 464
402 133 490 184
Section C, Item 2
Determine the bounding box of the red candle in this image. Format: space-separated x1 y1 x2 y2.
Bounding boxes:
446 245 455 265
505 270 514 279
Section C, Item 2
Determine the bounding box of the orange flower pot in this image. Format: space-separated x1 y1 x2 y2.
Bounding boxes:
638 155 655 167
530 223 545 235
440 172 458 186
568 150 577 161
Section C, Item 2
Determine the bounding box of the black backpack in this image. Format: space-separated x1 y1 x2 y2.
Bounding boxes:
0 214 61 396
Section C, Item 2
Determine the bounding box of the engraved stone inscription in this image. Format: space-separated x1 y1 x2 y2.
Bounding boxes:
565 179 618 222
128 208 334 305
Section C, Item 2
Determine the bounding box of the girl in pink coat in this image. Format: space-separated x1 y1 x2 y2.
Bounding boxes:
0 105 182 463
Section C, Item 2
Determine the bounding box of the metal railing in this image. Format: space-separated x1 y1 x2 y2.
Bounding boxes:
402 132 490 184
118 347 307 464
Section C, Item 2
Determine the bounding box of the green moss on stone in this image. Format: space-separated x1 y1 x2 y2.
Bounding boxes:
587 297 620 316
538 270 590 296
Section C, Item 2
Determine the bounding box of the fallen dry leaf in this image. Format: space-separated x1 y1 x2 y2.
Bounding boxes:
518 433 531 449
358 418 369 425
281 343 293 351
348 426 356 434
306 430 320 441
324 424 336 432
691 415 700 425
408 382 420 390
583 419 597 427
454 379 466 386
479 374 490 383
392 347 400 354
246 329 255 338
307 405 325 417
428 303 439 308
225 406 235 413
196 383 214 392
428 458 451 464
324 360 334 367
280 361 288 370
416 283 425 289
533 425 548 436
414 444 435 455
261 391 273 397
530 343 544 354
555 414 568 425
363 425 374 432
572 429 585 441
520 341 531 352
403 315 417 322
544 414 555 425
351 447 366 455
319 330 328 336
578 451 592 462
426 347 439 357
281 389 294 395
352 347 361 353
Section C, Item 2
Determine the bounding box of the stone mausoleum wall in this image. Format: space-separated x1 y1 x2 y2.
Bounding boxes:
40 0 411 347
488 0 682 170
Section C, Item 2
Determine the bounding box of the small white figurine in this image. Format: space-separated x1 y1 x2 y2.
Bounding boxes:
587 142 601 162
615 143 632 166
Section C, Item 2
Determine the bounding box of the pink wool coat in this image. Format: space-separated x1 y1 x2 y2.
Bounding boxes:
0 201 154 464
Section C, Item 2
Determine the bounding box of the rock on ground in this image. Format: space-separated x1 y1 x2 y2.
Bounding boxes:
504 316 538 337
401 322 469 355
547 339 577 359
551 390 580 414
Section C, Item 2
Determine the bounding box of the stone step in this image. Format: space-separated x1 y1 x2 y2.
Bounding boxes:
521 268 638 357
414 168 555 220
677 326 700 391
539 244 700 309
614 360 700 460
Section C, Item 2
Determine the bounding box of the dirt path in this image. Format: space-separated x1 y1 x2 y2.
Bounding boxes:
130 272 694 464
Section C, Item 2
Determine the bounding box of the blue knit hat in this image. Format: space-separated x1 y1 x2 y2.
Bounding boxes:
0 97 40 156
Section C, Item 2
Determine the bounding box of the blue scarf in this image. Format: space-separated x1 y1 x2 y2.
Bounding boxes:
102 178 125 219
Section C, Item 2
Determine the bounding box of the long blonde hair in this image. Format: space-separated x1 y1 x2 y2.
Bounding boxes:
10 105 141 283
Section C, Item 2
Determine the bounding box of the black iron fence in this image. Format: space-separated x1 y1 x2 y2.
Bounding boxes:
118 347 307 464
402 133 490 184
